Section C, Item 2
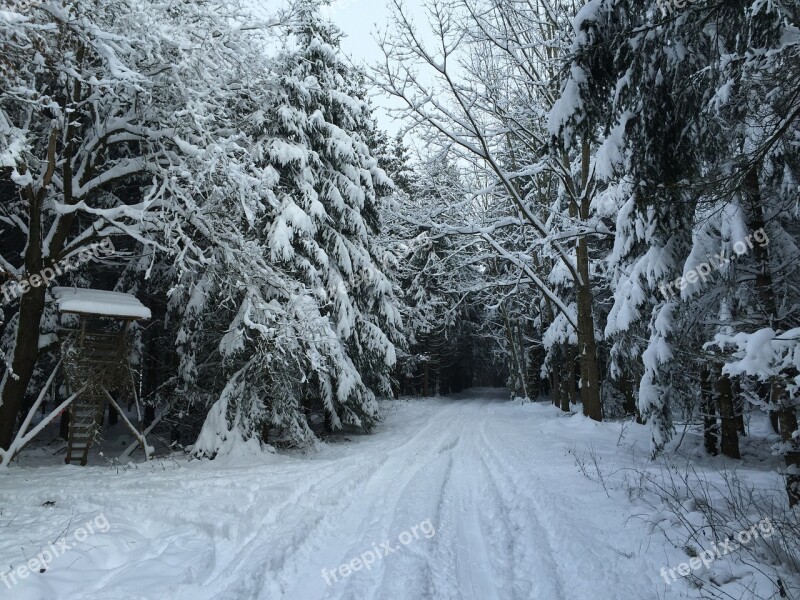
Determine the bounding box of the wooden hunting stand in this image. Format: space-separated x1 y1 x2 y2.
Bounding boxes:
52 287 152 466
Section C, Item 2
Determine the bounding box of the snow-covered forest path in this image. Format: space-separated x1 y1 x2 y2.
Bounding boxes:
1 390 664 600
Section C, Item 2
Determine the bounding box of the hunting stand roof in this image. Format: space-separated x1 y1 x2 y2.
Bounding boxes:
52 287 152 320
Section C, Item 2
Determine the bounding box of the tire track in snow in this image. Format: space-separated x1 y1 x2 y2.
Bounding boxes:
192 401 467 600
475 414 567 600
188 453 394 600
429 405 506 600
283 401 468 600
477 404 643 600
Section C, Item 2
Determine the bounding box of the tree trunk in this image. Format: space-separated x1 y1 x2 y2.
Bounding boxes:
769 410 780 435
108 403 119 426
700 368 718 456
503 308 526 399
59 407 70 440
144 404 156 429
576 142 602 421
0 130 64 451
560 381 571 412
576 256 601 419
0 284 47 451
517 322 532 398
551 368 561 409
716 371 740 459
525 343 539 399
563 345 575 412
619 371 637 418
733 381 746 436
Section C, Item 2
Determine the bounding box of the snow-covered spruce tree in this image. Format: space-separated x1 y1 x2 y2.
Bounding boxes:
186 3 403 455
374 130 414 198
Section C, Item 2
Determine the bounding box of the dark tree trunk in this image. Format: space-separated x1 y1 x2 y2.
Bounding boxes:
576 247 601 420
770 411 781 435
551 368 561 409
108 402 119 426
503 309 526 399
260 421 270 444
563 345 575 412
576 142 602 422
619 371 637 418
734 390 746 436
59 407 70 440
716 372 740 459
0 285 47 451
700 368 718 456
144 404 156 429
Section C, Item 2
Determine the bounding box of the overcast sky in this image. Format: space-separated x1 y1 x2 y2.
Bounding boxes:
323 0 428 134
323 0 393 62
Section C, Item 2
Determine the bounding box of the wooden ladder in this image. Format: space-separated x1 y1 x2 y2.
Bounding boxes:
65 390 106 466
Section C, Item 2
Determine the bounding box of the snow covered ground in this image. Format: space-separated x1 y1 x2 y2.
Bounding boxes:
0 389 792 599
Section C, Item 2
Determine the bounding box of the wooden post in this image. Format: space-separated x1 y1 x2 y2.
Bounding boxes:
103 388 153 460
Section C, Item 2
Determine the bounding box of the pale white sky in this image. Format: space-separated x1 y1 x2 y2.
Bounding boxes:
323 0 394 62
323 0 429 135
